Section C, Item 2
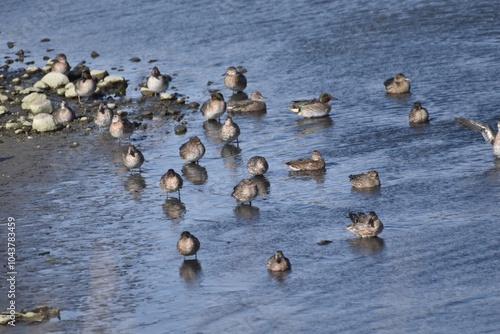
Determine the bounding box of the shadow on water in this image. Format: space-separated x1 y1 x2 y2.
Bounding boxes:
203 120 223 143
162 198 187 223
179 259 203 286
124 173 146 197
294 116 334 135
347 237 385 254
268 270 291 283
234 203 260 219
251 175 271 197
181 163 208 185
288 169 326 184
227 91 248 102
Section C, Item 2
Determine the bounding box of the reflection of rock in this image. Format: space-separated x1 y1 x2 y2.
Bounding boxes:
179 259 202 285
203 120 223 143
288 169 326 184
124 174 146 195
221 143 242 158
294 116 333 135
234 203 259 219
251 175 270 196
227 91 248 102
181 163 208 185
162 198 187 223
348 237 385 254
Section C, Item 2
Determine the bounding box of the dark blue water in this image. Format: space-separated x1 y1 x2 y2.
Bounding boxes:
1 0 500 333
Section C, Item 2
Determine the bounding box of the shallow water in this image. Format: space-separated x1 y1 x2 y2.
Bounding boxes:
1 0 500 333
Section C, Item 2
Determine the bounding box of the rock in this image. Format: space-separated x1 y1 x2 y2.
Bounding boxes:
21 73 30 79
30 99 53 115
5 120 21 130
0 106 8 115
64 83 77 98
104 75 126 84
41 72 69 89
20 87 44 94
26 66 40 74
56 87 66 96
11 78 21 85
129 57 141 62
32 113 58 132
91 51 100 58
21 92 47 110
33 81 50 90
140 87 154 97
90 69 108 80
174 124 187 135
0 94 9 103
188 101 200 109
160 92 174 100
41 65 52 74
15 129 25 134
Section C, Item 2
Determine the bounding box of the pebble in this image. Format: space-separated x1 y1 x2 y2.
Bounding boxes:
129 57 141 62
26 66 40 74
64 83 77 98
0 94 10 103
0 106 9 115
90 69 108 80
90 51 100 58
174 124 187 135
33 81 50 90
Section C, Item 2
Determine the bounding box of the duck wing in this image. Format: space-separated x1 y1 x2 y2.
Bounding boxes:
455 117 496 144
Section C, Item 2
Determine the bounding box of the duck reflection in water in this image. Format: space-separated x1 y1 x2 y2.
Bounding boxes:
348 237 385 254
203 120 223 143
227 91 248 103
124 173 146 197
162 198 186 224
234 203 260 219
288 169 326 184
250 175 270 197
295 116 333 135
179 259 202 286
181 163 208 185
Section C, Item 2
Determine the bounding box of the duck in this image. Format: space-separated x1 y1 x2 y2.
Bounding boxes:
231 178 258 205
409 102 429 123
384 73 410 94
146 66 171 94
349 170 381 189
109 114 134 143
176 231 200 259
51 53 71 75
53 100 76 124
289 93 336 118
227 91 267 114
75 70 96 103
267 250 291 272
201 92 226 121
123 145 144 172
160 169 183 198
285 150 325 171
455 117 500 158
246 156 269 176
346 211 384 238
179 136 206 163
223 66 247 93
94 102 113 130
220 116 240 144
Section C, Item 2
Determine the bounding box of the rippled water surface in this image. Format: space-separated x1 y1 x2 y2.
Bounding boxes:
1 0 500 333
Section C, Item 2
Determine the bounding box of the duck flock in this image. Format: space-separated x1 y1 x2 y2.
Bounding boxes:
49 53 500 272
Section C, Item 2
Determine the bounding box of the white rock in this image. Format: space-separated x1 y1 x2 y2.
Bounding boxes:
22 92 47 110
57 88 66 96
104 75 126 83
90 69 109 80
160 92 174 100
42 65 52 74
34 81 50 90
20 87 44 94
30 99 53 115
26 66 40 74
64 83 77 98
140 87 154 97
32 113 58 132
41 72 69 89
0 94 9 103
5 120 21 130
0 106 8 115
